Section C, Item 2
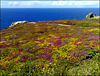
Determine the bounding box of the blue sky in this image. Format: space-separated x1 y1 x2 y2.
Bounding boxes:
1 1 99 8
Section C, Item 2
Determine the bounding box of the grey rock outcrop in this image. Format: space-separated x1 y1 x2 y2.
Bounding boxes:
9 21 28 27
86 12 100 19
86 12 94 19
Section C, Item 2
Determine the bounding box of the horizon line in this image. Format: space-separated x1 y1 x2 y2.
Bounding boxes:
1 7 100 8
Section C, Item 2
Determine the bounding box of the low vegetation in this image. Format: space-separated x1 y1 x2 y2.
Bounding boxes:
0 19 100 76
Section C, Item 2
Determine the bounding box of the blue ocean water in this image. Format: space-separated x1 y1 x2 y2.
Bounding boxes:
1 8 100 30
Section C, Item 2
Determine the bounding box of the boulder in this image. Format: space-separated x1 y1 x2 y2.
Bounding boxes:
86 12 94 19
86 12 100 19
9 21 28 27
92 16 100 19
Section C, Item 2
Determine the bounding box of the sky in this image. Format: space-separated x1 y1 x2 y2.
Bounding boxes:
1 0 99 8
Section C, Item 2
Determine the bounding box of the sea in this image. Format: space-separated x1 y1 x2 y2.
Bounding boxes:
1 8 100 30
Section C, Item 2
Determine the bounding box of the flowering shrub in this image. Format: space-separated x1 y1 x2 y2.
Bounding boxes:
0 19 100 75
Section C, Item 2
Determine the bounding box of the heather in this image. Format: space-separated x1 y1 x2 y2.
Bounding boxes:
0 19 100 76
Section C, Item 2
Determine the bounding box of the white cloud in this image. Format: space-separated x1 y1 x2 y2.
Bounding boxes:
52 1 68 5
8 1 34 6
74 1 99 5
8 1 20 6
20 1 34 6
3 1 99 8
50 1 99 6
8 1 53 6
67 1 75 5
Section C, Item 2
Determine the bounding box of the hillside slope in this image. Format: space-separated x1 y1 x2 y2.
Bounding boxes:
0 19 100 76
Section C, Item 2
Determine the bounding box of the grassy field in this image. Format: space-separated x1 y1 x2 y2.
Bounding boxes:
0 19 100 76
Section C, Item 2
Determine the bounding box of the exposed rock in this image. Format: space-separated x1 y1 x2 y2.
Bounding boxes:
9 21 28 27
58 24 71 26
86 12 94 19
30 22 36 24
92 16 100 19
86 12 100 19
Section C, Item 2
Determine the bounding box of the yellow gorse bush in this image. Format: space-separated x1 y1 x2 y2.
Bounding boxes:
84 28 99 33
60 44 77 51
0 41 6 44
89 41 94 46
92 23 100 26
34 41 41 43
56 50 63 53
71 29 73 30
38 38 54 47
95 23 100 25
77 41 82 44
48 34 58 38
0 60 9 65
52 55 57 62
37 36 46 40
52 43 76 62
5 35 16 39
95 45 99 49
69 37 78 42
89 28 99 32
35 25 38 26
5 36 9 38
